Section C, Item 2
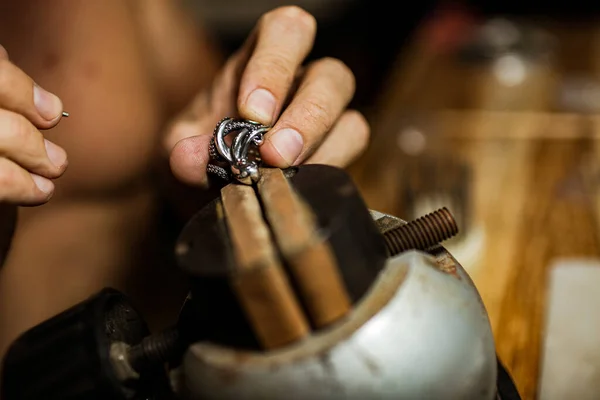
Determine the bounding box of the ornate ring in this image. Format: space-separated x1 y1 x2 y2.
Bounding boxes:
207 117 269 185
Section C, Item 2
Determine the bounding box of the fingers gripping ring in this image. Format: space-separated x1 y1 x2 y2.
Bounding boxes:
208 118 269 185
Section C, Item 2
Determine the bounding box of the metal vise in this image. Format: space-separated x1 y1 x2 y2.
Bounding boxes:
1 165 520 400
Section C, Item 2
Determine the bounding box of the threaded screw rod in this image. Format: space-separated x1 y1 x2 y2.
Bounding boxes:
383 207 458 257
127 328 181 372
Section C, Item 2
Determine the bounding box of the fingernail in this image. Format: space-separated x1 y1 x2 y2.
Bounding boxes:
269 128 304 165
31 174 54 194
44 139 67 168
246 88 276 124
33 84 62 121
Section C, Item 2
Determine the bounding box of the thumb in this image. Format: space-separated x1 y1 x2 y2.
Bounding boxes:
169 135 212 187
0 56 64 129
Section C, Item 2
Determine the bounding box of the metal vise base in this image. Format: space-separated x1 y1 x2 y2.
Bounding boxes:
178 249 497 400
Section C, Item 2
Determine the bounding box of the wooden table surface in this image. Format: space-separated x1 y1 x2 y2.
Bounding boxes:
349 14 600 400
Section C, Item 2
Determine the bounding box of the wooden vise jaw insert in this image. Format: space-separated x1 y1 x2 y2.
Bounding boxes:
175 165 388 351
222 168 351 348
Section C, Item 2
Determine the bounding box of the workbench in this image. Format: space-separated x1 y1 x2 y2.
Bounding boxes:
349 15 600 400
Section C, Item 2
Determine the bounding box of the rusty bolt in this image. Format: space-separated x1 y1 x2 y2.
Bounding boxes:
383 207 458 257
126 328 181 373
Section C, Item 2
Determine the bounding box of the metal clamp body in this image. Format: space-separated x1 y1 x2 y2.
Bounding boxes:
179 249 497 400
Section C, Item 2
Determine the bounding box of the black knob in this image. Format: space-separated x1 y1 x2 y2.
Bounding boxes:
1 288 171 400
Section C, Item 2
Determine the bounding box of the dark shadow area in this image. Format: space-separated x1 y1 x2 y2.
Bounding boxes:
212 0 438 111
209 1 600 112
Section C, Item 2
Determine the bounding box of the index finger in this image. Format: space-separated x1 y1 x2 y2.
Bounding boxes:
237 6 317 126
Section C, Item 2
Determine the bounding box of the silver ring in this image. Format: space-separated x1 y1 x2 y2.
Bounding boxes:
208 117 269 185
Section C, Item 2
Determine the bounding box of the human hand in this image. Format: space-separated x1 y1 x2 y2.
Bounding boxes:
0 46 67 204
165 6 370 186
0 46 68 262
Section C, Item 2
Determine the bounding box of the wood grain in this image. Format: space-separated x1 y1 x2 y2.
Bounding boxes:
348 18 600 400
221 183 310 349
257 168 351 328
494 138 600 399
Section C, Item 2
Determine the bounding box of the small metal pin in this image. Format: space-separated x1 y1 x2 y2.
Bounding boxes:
62 111 70 117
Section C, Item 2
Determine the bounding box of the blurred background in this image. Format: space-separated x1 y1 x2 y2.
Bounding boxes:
187 1 600 399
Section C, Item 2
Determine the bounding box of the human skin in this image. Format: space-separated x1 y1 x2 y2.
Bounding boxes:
0 0 370 362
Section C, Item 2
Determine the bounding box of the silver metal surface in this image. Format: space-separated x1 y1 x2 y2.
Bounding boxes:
62 111 69 117
109 342 139 383
208 117 269 184
179 249 497 399
206 163 231 181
